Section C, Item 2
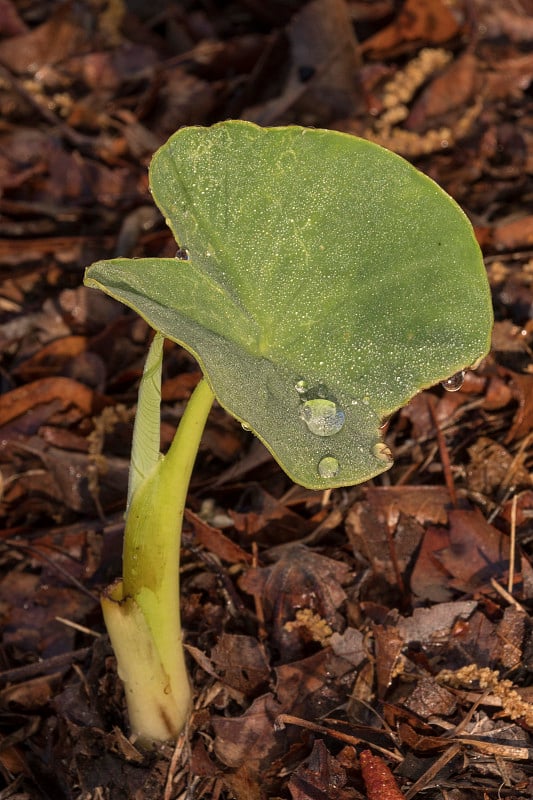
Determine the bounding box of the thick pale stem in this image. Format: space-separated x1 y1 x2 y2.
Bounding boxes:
103 375 214 743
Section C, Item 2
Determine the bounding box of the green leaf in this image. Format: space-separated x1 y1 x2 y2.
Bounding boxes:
85 121 493 489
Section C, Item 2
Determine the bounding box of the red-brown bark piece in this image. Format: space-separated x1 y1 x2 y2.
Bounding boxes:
493 215 533 251
359 750 404 800
184 508 253 565
0 377 104 427
373 622 404 698
504 370 533 442
0 4 90 73
408 53 480 126
0 0 28 37
367 485 451 526
12 336 89 382
230 487 313 545
411 509 511 599
443 509 510 591
361 0 461 57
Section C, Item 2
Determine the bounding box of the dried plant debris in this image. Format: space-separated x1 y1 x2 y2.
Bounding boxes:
0 0 532 797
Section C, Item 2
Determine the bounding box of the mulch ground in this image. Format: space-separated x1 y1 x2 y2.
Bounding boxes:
0 1 532 798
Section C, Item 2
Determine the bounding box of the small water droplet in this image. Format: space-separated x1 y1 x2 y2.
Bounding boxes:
379 414 392 429
241 422 251 431
174 247 189 260
300 398 345 437
294 379 308 395
318 456 339 478
441 370 465 392
373 442 393 463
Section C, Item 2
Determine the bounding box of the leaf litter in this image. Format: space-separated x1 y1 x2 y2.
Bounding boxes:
0 0 532 798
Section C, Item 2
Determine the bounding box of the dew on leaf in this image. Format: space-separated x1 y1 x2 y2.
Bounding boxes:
300 398 345 437
174 247 190 260
441 370 465 392
294 379 308 395
318 456 340 478
241 422 251 431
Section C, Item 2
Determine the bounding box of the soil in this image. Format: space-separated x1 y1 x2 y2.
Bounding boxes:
0 1 532 798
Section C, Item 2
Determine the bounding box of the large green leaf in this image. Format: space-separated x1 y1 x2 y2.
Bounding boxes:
85 121 493 489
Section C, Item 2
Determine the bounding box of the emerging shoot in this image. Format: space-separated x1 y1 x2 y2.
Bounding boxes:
84 121 493 742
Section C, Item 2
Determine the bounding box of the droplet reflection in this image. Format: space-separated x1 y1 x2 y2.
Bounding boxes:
373 442 393 463
318 456 340 478
300 398 345 437
441 370 465 392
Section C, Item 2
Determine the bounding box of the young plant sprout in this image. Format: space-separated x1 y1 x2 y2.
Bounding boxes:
84 121 493 743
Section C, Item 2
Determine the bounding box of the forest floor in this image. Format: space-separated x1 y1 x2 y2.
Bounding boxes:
0 1 532 798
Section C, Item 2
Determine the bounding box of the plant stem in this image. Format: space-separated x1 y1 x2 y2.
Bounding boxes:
102 374 214 743
123 375 214 603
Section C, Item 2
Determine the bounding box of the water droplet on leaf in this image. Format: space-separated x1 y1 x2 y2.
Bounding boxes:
373 442 393 463
174 247 189 260
441 370 465 392
300 398 345 437
318 456 339 478
241 422 251 431
294 379 308 395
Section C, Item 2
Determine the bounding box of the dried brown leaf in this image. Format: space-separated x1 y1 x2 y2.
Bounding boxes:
212 693 283 770
240 545 349 660
361 0 461 58
288 739 358 799
210 634 270 696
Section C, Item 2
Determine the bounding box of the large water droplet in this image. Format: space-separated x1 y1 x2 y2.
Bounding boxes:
294 379 308 395
441 370 465 392
300 398 345 437
373 442 393 463
318 456 339 478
